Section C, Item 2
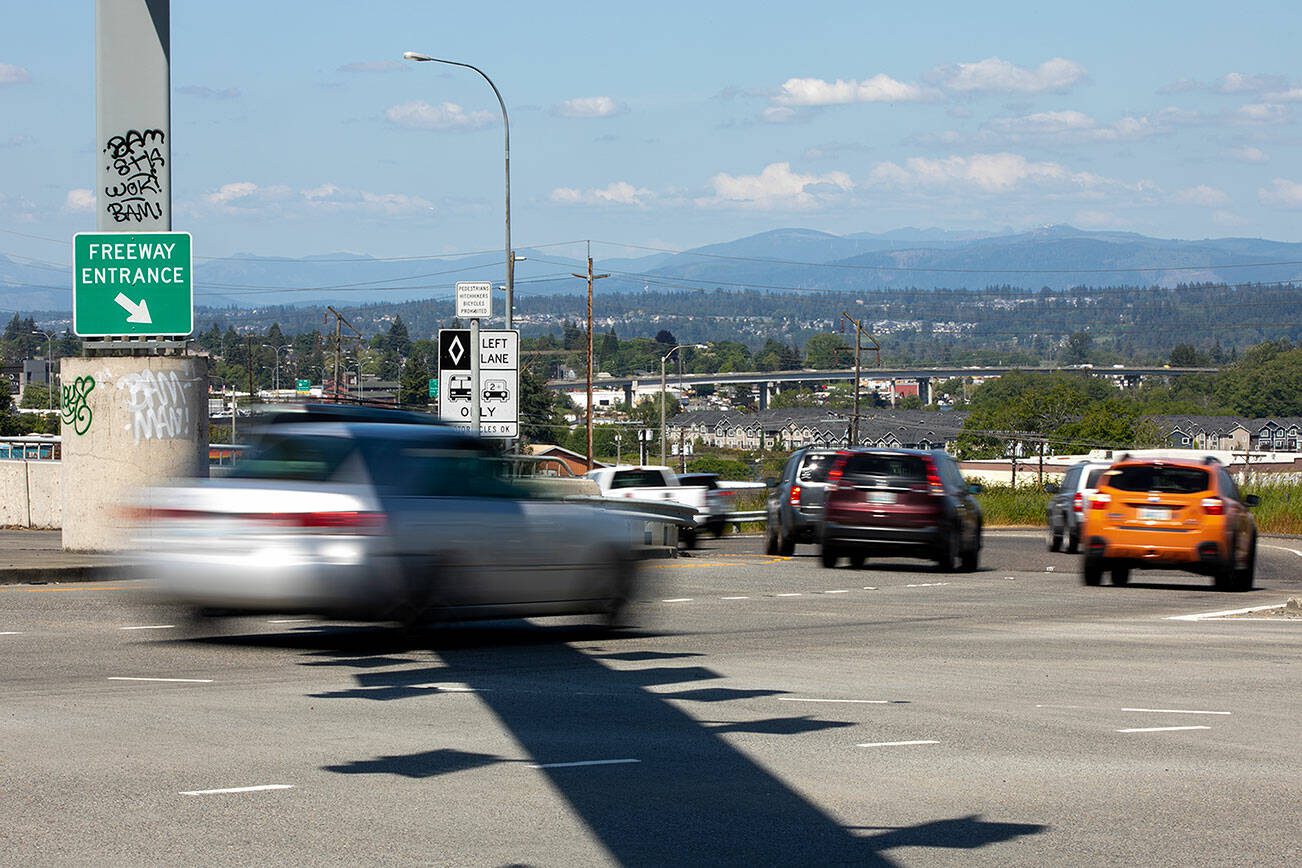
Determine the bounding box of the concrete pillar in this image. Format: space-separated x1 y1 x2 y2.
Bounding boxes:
758 382 770 411
623 381 634 407
60 356 208 551
917 377 931 406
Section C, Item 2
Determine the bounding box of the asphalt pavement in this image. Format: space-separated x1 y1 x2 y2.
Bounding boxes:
1 531 1299 866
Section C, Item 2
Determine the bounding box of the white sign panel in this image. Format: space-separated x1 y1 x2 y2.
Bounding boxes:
437 328 518 438
455 281 493 319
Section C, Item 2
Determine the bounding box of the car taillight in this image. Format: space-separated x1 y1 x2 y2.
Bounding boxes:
1090 493 1111 510
789 484 802 506
923 459 944 496
1072 492 1083 513
133 508 386 532
1202 497 1225 516
827 453 849 488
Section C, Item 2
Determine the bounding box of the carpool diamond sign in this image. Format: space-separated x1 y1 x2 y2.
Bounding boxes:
73 231 193 337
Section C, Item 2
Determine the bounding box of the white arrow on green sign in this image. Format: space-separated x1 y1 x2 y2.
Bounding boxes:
73 231 193 337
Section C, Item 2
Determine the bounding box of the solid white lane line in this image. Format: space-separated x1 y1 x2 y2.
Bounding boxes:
775 592 802 597
1121 707 1232 715
862 586 878 590
1167 603 1289 621
181 784 294 796
1035 704 1090 709
529 758 640 769
410 684 482 692
905 582 949 588
823 589 851 594
1116 726 1211 733
1261 543 1302 557
857 740 939 748
779 697 891 704
720 596 750 600
119 624 174 631
0 631 24 636
661 598 693 603
108 676 213 684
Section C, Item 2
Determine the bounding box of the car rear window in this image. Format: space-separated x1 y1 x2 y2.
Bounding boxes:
610 469 670 489
1084 468 1107 488
1106 465 1210 494
798 453 836 483
843 453 927 481
228 434 361 482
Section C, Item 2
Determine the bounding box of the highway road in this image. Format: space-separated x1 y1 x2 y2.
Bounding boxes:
2 532 1299 865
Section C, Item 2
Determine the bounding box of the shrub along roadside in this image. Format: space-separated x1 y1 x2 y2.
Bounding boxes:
972 480 1302 536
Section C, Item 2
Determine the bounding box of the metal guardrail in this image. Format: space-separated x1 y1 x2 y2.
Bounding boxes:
727 510 766 524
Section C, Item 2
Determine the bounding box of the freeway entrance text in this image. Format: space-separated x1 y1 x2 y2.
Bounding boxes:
73 231 193 337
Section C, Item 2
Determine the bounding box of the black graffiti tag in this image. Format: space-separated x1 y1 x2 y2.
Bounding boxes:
102 129 166 223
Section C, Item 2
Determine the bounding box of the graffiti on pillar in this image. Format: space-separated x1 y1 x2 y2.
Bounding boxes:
114 369 191 444
61 376 95 436
102 129 166 223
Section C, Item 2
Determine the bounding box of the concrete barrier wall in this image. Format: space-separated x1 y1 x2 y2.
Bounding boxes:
0 460 63 529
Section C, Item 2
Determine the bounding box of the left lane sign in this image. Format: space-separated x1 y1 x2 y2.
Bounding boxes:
73 231 193 337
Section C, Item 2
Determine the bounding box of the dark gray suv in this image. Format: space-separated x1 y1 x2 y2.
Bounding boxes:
765 447 840 555
1044 460 1111 553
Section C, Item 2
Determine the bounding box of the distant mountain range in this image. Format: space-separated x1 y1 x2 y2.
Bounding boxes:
5 224 1302 313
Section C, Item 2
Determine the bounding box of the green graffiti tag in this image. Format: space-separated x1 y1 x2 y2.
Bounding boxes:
61 375 95 435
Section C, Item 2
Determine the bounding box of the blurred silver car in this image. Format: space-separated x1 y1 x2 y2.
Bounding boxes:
132 422 639 625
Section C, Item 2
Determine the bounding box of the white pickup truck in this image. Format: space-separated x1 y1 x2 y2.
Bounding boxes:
585 465 727 548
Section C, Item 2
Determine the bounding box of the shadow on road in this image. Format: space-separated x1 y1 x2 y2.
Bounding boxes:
304 623 1046 865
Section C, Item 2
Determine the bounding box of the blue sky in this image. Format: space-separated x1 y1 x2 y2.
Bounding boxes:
4 0 1302 262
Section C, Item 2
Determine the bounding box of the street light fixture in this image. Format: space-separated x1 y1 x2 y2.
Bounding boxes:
660 344 707 466
261 343 293 397
403 50 515 330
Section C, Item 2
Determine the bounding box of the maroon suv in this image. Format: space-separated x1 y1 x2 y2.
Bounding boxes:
820 448 983 571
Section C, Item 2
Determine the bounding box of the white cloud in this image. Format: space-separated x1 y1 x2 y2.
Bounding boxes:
1073 209 1129 229
338 60 405 74
1174 185 1230 207
300 184 433 215
1226 145 1269 163
696 162 853 210
550 181 652 207
986 110 1161 142
384 100 495 131
0 62 30 85
554 96 625 118
0 134 32 148
1258 178 1302 208
773 74 931 106
932 57 1086 95
1164 72 1289 95
1263 87 1302 102
193 181 429 217
64 189 96 213
205 181 271 205
1234 102 1289 124
868 152 1109 193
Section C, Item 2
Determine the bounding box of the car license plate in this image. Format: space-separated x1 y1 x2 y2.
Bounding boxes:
866 491 896 504
1138 506 1168 520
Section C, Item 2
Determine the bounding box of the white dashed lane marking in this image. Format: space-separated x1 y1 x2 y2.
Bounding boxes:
108 676 213 684
119 624 175 631
857 740 940 748
181 784 294 796
529 758 641 770
1122 707 1231 716
1117 726 1211 734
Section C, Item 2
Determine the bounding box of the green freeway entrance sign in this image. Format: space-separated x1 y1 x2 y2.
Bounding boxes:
73 231 193 337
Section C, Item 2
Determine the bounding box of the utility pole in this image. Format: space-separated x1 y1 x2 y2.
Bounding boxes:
325 305 362 403
571 244 608 470
840 312 880 446
246 335 254 404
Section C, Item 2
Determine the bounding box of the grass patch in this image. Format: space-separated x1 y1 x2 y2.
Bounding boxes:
972 483 1048 527
1241 479 1302 536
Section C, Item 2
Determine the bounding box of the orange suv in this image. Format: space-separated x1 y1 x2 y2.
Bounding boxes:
1081 456 1258 591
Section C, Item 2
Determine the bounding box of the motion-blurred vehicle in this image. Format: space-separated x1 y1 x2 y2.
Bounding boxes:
820 448 983 571
764 447 839 555
1080 455 1257 590
502 454 601 498
585 465 714 548
676 472 738 539
132 422 639 625
1043 460 1112 553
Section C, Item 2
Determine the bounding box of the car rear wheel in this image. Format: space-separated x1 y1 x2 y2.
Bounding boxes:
1083 557 1104 586
820 545 840 568
764 525 778 555
681 528 698 550
777 525 795 557
935 530 961 572
848 552 866 569
1065 530 1080 555
1110 565 1130 586
1048 519 1062 552
961 543 980 572
1235 535 1257 592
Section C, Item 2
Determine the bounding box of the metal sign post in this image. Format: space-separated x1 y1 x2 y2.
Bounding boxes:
469 318 481 435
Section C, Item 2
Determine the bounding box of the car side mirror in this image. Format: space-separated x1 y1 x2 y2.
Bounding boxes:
763 477 778 488
968 482 983 494
1244 494 1260 508
1043 482 1060 494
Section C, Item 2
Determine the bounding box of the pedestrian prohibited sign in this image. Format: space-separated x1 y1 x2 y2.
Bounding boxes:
72 231 193 337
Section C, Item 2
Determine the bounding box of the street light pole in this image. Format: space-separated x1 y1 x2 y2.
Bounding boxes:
262 343 292 396
659 344 703 466
404 51 514 330
32 330 55 411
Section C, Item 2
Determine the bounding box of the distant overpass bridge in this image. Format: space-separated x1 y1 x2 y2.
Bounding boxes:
547 366 1219 409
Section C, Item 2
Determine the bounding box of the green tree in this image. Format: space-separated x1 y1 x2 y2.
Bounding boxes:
804 334 853 368
1213 342 1302 416
388 315 412 357
18 383 56 410
1061 331 1094 365
398 352 431 407
1169 343 1208 367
